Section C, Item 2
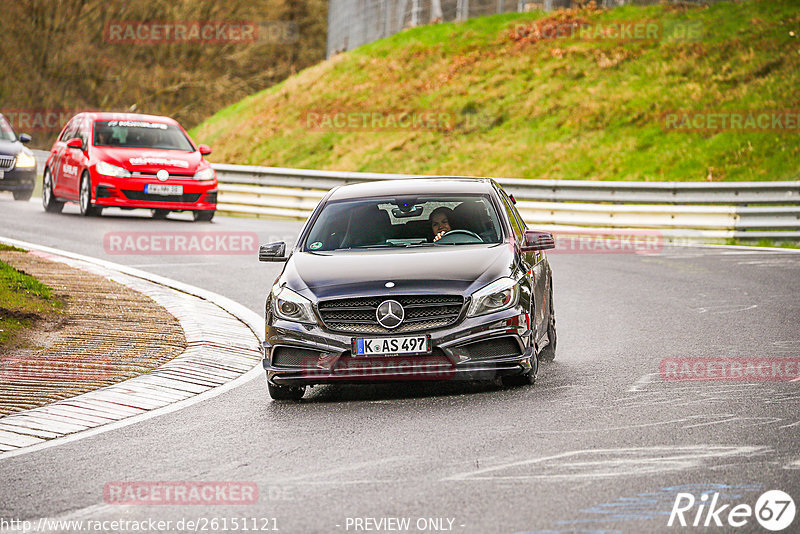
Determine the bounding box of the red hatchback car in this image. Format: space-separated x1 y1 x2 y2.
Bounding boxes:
43 112 217 221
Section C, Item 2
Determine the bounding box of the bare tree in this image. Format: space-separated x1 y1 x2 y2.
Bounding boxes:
430 0 443 22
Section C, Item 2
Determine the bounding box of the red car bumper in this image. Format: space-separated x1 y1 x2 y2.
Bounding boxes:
91 172 217 211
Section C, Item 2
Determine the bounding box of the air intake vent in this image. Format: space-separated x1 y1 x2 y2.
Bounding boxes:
271 346 321 368
122 190 201 203
455 337 521 360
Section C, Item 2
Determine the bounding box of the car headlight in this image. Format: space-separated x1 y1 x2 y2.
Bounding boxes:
272 285 316 324
194 167 216 181
96 161 131 178
467 277 520 317
15 152 36 169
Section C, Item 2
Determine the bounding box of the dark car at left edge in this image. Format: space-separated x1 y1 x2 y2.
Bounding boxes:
0 113 37 201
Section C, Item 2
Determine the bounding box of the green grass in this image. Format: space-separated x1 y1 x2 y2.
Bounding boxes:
0 258 63 346
192 0 800 181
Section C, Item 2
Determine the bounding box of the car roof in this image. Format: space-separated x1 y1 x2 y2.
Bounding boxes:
80 112 180 125
326 178 496 201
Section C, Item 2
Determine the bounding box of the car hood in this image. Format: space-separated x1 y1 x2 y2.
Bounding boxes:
94 147 202 174
282 244 516 301
0 140 22 156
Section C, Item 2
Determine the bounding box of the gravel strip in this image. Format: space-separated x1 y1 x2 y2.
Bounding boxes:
0 250 186 416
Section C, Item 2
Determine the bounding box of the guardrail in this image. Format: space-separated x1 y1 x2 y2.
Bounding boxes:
29 151 799 240
32 149 48 175
212 163 800 241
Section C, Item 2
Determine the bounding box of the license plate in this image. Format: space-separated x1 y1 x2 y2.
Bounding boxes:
145 184 182 196
352 335 430 357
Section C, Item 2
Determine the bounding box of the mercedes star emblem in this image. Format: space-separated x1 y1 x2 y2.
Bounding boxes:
376 300 404 329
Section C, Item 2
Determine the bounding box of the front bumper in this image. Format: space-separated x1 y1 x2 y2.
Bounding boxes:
0 165 36 193
263 307 536 386
91 172 217 211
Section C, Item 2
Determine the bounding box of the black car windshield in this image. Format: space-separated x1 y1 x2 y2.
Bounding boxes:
0 115 17 142
93 120 194 150
304 195 503 251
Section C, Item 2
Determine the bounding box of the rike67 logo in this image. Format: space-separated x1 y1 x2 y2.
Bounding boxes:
669 489 795 531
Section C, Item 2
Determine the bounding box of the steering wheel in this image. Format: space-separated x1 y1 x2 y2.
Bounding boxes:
435 229 483 244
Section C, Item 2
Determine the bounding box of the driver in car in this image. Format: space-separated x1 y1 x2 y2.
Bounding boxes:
95 129 112 145
430 206 454 242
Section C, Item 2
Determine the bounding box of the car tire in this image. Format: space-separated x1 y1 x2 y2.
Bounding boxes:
501 355 537 387
151 209 170 220
13 190 33 201
538 290 557 362
193 210 215 222
79 173 102 217
267 381 305 401
42 168 64 213
501 374 535 387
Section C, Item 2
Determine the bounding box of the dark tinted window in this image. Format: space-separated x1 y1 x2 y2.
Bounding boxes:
499 189 524 242
304 195 502 251
93 120 194 150
77 117 91 148
59 118 79 142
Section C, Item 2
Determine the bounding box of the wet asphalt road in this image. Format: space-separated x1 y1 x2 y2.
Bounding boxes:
0 196 799 534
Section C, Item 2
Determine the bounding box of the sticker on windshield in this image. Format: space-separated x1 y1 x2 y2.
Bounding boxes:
107 120 167 130
309 242 323 250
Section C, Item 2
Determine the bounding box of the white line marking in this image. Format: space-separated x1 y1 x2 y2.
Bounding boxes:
628 373 660 392
130 262 219 267
527 414 781 434
681 415 742 429
444 446 766 481
685 244 800 254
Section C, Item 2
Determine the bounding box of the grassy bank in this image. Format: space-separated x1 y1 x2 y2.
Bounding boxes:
0 246 64 349
193 0 799 181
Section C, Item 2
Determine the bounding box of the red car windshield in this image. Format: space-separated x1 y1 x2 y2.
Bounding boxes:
93 120 194 151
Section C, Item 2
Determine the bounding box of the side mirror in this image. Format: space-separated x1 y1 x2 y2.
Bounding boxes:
66 138 83 150
19 134 32 144
521 230 555 252
198 144 212 156
259 242 287 262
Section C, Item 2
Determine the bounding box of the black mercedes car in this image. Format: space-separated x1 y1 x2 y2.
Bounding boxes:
0 114 37 201
259 178 556 400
